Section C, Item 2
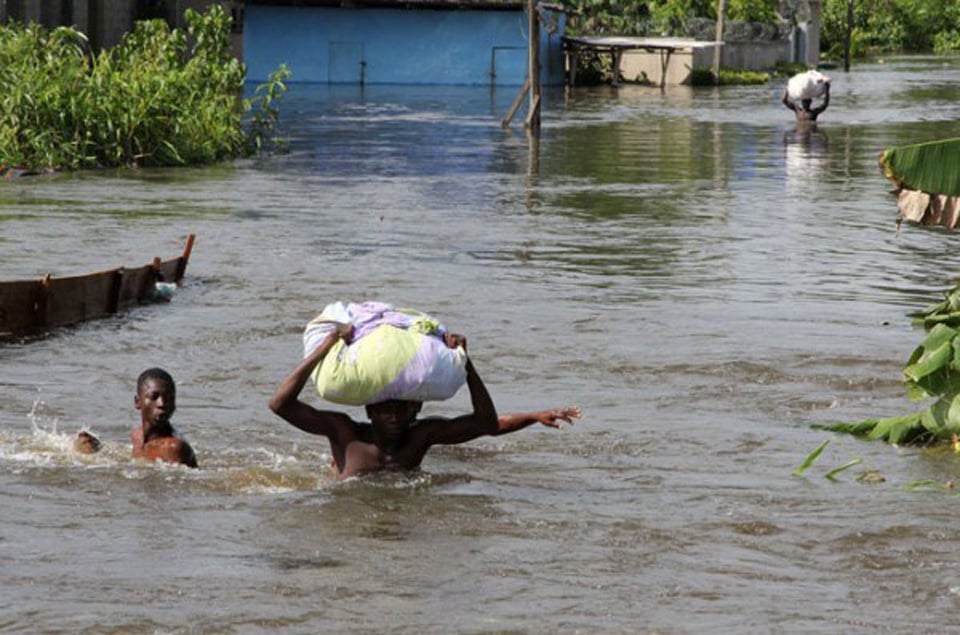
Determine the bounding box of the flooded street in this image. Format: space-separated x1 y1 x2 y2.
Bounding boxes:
4 55 960 632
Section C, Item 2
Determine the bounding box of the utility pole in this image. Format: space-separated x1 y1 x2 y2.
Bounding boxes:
712 0 727 84
844 0 853 72
525 0 541 131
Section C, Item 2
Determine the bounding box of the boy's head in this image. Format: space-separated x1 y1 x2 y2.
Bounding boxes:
137 367 175 395
365 400 422 446
135 367 176 426
801 98 812 110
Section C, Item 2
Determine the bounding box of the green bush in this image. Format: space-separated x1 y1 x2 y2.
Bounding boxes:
933 30 960 54
821 0 960 57
690 67 770 85
0 5 287 170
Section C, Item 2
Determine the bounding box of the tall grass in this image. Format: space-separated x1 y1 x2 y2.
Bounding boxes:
0 5 287 169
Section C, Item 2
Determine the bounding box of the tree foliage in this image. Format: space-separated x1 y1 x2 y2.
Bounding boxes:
562 0 779 37
564 0 960 55
820 0 960 57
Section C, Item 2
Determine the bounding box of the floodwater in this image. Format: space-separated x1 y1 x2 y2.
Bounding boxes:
3 55 960 633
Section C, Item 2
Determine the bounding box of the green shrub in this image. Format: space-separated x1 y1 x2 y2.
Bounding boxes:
690 67 770 85
933 30 960 54
0 5 286 170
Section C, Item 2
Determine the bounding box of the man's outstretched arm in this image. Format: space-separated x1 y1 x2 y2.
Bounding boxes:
494 406 581 436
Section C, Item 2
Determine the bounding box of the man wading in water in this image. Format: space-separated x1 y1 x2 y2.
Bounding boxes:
782 81 830 124
269 323 579 480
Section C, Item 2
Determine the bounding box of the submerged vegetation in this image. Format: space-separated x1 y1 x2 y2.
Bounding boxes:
822 140 960 447
821 286 960 446
0 5 288 170
689 67 770 86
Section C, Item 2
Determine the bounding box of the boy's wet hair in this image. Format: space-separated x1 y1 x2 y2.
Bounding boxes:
137 367 176 395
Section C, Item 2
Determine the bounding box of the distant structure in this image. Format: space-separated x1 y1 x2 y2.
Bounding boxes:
0 0 819 88
243 0 567 86
1 0 565 87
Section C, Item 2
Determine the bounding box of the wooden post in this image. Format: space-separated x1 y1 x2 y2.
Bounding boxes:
175 233 195 282
526 0 541 132
501 77 531 128
712 0 727 85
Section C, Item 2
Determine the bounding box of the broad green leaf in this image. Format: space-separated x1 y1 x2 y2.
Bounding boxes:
881 138 960 196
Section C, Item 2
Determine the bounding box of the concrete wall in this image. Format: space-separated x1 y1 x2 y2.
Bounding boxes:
619 39 790 86
620 47 713 85
721 39 792 70
244 4 566 86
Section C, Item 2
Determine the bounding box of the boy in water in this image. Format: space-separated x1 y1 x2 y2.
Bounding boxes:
269 323 579 480
782 81 830 124
131 367 198 468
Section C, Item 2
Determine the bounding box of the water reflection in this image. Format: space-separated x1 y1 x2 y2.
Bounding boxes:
784 124 830 197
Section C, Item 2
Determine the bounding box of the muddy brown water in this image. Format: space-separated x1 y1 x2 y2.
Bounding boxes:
3 56 960 633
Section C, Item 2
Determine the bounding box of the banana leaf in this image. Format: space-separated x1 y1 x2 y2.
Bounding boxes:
911 286 960 329
880 138 960 197
881 139 960 229
817 412 926 444
819 390 960 445
902 324 960 399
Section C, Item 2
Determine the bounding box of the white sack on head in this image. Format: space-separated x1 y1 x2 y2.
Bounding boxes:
303 301 467 406
787 70 832 101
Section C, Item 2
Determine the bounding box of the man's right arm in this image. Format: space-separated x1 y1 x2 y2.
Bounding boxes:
412 357 500 447
811 83 830 115
268 323 355 439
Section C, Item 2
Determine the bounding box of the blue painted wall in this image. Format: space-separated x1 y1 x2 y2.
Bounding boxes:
244 5 566 86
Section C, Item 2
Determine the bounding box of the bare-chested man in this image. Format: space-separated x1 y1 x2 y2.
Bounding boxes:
782 81 830 124
269 323 579 480
131 367 197 468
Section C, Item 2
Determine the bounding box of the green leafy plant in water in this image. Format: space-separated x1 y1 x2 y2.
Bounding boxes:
824 459 863 480
793 439 830 476
793 440 875 482
689 67 770 86
247 64 292 155
821 284 960 445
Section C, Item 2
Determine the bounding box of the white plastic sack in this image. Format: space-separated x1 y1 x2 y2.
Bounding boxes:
303 301 467 406
787 70 831 101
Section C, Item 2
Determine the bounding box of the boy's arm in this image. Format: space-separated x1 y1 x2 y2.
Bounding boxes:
268 323 356 439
